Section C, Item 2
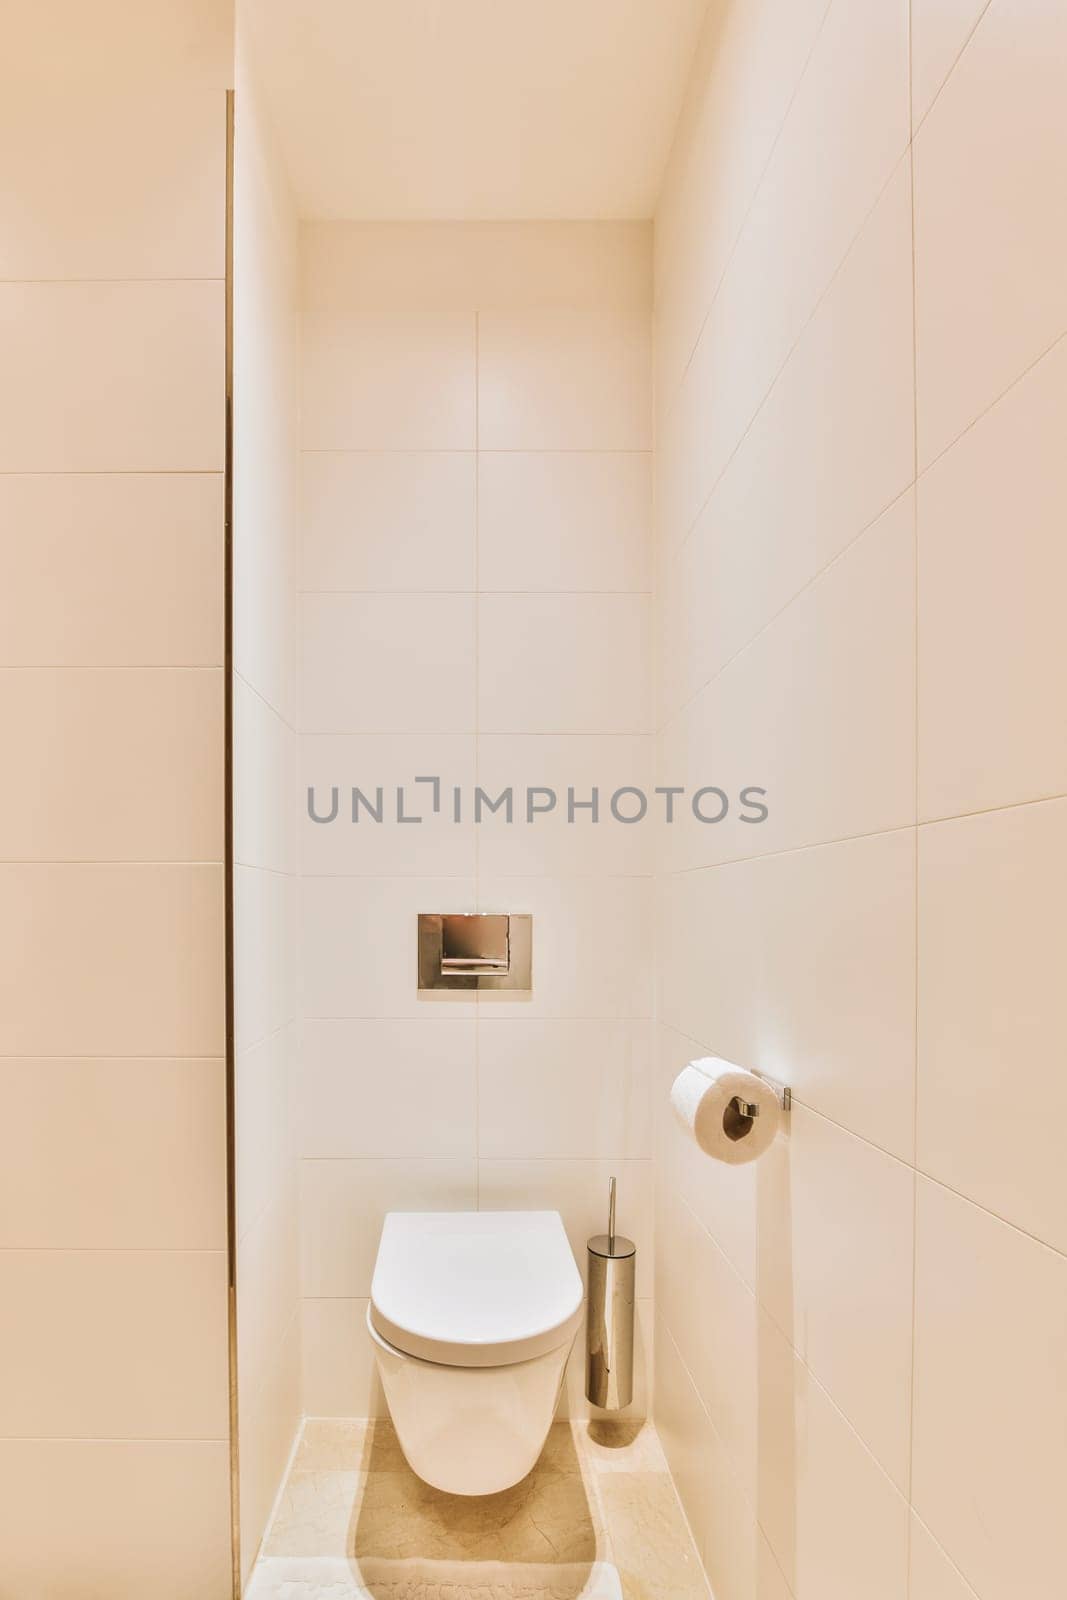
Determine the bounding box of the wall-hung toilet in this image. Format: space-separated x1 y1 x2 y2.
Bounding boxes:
367 1210 583 1495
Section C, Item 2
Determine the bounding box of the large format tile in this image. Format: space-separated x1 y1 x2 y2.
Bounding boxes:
655 1188 758 1500
478 595 651 736
909 1515 981 1600
236 1024 297 1243
299 875 477 1020
478 308 651 452
298 1019 477 1158
301 733 477 878
0 1057 225 1250
477 1019 653 1160
912 1178 1067 1600
0 1248 228 1439
654 0 831 407
0 85 224 279
0 1438 231 1600
0 281 223 472
475 735 654 878
657 830 916 1160
918 337 1067 819
910 0 993 125
918 799 1067 1253
477 1157 653 1299
234 863 297 1051
660 492 916 870
758 1105 915 1488
302 309 476 450
473 875 654 1021
478 452 651 594
0 473 223 668
301 1297 385 1418
301 593 476 735
757 1312 908 1600
658 161 914 714
914 0 1067 467
0 863 223 1057
302 451 476 594
657 0 909 550
299 1157 477 1296
0 667 222 861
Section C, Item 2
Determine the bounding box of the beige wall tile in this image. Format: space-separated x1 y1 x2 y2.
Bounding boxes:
758 1106 915 1488
0 1058 225 1250
660 492 915 871
0 281 224 473
0 473 223 668
302 592 477 734
656 1187 758 1500
301 732 477 878
757 1311 909 1600
298 1020 477 1157
475 734 654 878
658 162 914 713
299 874 477 1020
909 1515 982 1600
236 1025 297 1245
478 1155 652 1299
918 338 1067 819
302 309 476 450
478 452 651 594
914 0 1067 466
477 1018 653 1160
10 0 233 93
0 1248 228 1439
654 0 831 407
301 1297 386 1418
234 676 297 875
234 864 297 1050
478 308 651 451
657 0 909 550
918 800 1067 1253
0 863 223 1057
478 594 651 735
658 831 916 1160
0 667 222 861
0 87 225 279
912 1178 1067 1600
910 0 993 125
474 874 654 1020
302 450 476 594
299 1157 477 1297
0 1438 232 1600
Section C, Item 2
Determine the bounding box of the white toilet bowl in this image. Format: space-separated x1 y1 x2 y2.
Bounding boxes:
367 1210 583 1495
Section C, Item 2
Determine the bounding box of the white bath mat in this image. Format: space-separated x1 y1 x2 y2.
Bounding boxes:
245 1556 623 1600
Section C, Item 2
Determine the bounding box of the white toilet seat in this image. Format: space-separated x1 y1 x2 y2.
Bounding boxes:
369 1210 583 1367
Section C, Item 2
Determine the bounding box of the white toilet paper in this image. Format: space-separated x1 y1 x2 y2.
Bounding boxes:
669 1057 781 1165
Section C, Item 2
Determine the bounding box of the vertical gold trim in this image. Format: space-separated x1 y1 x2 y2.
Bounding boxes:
224 86 242 1600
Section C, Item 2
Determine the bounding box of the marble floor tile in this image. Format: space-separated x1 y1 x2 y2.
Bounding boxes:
255 1418 707 1600
596 1473 710 1600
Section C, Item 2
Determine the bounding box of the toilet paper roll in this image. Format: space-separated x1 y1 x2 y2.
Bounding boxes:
670 1057 781 1165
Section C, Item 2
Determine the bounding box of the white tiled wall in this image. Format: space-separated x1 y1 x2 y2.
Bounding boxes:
0 3 232 1595
297 222 654 1419
232 30 302 1583
652 3 1067 1598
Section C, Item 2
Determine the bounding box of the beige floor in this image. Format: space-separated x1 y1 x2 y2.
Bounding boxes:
253 1416 711 1600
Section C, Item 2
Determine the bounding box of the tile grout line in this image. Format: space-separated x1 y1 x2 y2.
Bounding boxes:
907 0 922 1575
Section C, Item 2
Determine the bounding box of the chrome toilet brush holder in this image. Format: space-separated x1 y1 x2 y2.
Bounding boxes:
586 1176 636 1410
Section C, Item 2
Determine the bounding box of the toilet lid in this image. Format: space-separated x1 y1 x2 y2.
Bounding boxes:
369 1211 584 1368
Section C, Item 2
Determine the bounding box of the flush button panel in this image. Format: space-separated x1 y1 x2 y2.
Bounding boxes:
417 912 532 991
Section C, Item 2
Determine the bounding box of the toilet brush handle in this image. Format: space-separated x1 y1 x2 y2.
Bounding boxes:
608 1175 616 1255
